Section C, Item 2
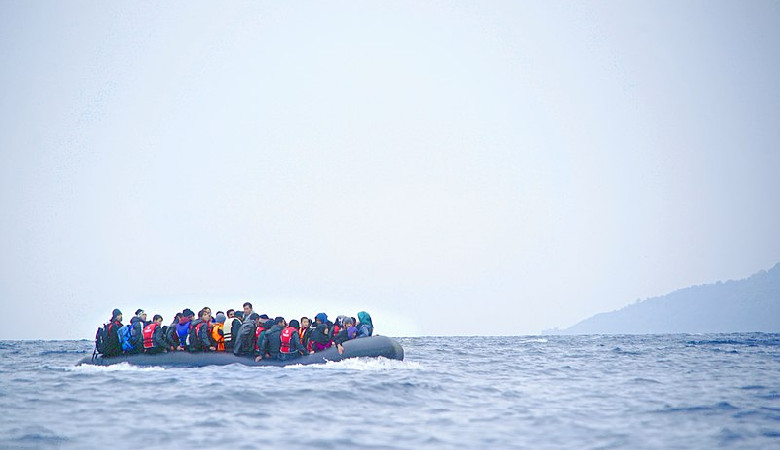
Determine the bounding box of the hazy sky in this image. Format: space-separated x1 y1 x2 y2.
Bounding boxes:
1 1 779 339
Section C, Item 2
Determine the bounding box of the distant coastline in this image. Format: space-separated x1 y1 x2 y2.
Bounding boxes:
546 263 780 335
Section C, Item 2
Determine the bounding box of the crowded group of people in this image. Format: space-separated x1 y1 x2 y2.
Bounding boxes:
95 302 374 362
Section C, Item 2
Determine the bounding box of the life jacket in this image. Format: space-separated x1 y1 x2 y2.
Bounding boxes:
332 324 341 338
222 318 237 343
254 325 263 352
142 323 159 349
118 324 134 352
211 323 225 351
188 320 210 351
280 326 297 353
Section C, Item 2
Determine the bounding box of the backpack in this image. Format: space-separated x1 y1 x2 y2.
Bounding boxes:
118 324 134 352
95 324 108 355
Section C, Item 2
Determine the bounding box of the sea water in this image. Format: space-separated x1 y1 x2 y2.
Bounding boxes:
1 334 778 449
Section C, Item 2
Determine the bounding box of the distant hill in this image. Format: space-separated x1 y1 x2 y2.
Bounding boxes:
550 263 780 335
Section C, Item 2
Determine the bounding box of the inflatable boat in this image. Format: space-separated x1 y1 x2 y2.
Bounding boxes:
77 335 404 367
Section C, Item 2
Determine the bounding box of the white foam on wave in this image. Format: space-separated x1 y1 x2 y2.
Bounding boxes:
286 357 422 371
519 338 548 344
68 362 165 372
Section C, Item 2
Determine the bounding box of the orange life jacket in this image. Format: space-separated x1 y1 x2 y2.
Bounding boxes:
211 323 225 351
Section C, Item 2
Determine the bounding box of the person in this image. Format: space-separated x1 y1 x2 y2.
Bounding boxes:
223 310 241 351
357 311 374 337
333 317 357 355
242 302 254 320
299 316 312 350
314 312 335 340
309 323 333 353
165 313 183 351
233 313 260 356
188 309 216 352
142 314 165 354
256 317 309 362
103 309 123 356
176 309 195 349
211 312 226 351
129 309 148 354
253 317 275 358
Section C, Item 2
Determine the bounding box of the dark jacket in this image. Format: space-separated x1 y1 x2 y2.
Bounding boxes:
165 321 181 349
309 324 333 352
299 326 312 350
104 319 123 356
334 326 358 345
129 316 147 353
233 321 257 356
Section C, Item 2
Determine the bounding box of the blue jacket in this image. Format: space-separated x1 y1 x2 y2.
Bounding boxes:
176 317 192 348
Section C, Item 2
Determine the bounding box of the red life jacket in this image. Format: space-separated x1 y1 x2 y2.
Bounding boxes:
142 323 159 349
280 326 297 353
254 326 263 352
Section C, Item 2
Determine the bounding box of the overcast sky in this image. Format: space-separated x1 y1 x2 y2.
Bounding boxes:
1 1 779 339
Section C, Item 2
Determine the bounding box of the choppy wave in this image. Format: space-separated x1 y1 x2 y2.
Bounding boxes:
0 333 779 449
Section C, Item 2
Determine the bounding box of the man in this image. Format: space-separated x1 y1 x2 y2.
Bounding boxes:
177 308 195 349
242 302 254 320
256 317 308 362
165 313 183 351
188 309 216 352
233 313 260 356
103 309 123 356
129 309 148 354
223 310 241 351
142 314 165 354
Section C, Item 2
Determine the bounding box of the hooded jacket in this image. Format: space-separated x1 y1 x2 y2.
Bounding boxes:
176 315 192 348
129 316 148 352
357 311 373 338
309 323 333 352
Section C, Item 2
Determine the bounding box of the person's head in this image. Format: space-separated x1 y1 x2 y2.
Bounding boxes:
357 311 372 326
248 313 260 324
183 308 195 318
215 312 226 324
274 316 286 327
243 302 253 316
173 312 182 323
289 319 300 329
300 317 310 328
135 309 147 321
259 314 269 320
199 309 211 322
344 317 355 327
203 306 211 315
315 313 328 324
153 314 163 324
227 309 235 318
112 308 122 321
234 311 244 320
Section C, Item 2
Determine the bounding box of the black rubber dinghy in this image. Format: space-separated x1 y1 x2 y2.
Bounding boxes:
77 335 404 368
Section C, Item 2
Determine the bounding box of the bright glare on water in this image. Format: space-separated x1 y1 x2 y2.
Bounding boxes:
1 334 779 449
